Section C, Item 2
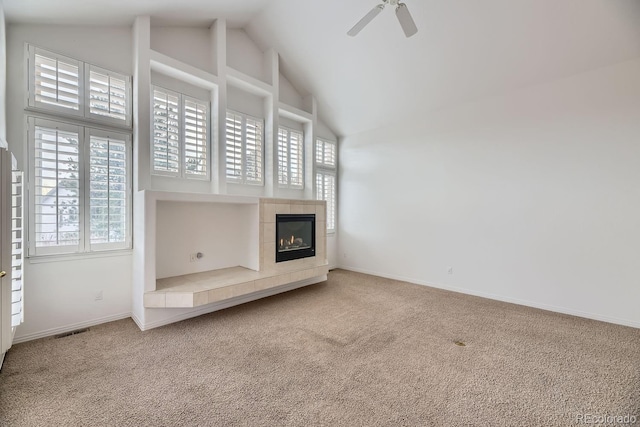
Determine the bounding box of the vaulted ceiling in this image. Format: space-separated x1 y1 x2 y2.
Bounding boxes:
4 0 640 137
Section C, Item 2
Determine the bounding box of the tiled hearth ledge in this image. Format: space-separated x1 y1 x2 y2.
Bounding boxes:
144 198 328 309
144 265 329 308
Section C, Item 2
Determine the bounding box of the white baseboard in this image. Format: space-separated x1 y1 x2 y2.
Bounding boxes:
339 265 640 329
136 275 327 331
12 312 132 344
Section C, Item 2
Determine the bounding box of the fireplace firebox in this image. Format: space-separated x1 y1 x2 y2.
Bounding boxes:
276 214 316 263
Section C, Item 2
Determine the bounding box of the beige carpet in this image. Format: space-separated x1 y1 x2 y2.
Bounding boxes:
1 269 639 426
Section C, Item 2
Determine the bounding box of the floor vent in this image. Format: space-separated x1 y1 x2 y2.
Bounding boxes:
55 328 90 339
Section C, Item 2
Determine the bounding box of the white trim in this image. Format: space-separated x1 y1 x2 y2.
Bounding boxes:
338 265 640 330
12 312 132 344
149 49 218 90
136 276 326 331
27 248 132 264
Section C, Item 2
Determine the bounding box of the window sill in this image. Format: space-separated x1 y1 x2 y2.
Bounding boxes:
27 249 133 264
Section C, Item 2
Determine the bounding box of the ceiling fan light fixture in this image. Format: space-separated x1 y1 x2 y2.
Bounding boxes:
396 3 418 37
348 0 418 38
347 4 385 37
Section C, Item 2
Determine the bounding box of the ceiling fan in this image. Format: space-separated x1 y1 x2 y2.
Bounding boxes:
348 0 418 38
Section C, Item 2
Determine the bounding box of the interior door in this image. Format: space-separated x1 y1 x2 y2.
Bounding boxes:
1 147 11 365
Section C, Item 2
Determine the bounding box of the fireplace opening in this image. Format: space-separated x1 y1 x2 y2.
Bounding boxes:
276 214 315 263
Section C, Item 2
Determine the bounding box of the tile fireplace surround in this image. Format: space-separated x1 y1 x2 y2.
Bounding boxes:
143 194 329 309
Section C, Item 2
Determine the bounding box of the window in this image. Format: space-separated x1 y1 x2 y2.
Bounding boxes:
225 111 264 185
315 139 337 232
27 45 131 127
28 117 132 256
152 86 209 179
277 127 304 188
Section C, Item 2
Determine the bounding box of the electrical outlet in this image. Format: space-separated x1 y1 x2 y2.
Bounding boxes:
95 291 103 301
447 267 453 275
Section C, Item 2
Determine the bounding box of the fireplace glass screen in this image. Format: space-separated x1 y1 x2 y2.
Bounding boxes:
276 214 315 262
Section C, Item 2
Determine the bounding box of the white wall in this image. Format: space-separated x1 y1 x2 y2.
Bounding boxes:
227 28 264 82
339 58 640 328
14 255 132 342
6 25 135 341
279 73 304 111
151 26 212 72
0 2 6 147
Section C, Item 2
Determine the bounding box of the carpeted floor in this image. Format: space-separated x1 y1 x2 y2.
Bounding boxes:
1 269 639 426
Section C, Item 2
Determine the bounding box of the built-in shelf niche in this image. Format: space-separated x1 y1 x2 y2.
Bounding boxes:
155 200 259 280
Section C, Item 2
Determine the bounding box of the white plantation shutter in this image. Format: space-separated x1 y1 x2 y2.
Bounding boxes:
87 65 130 125
316 139 336 168
31 120 82 255
226 111 263 184
87 131 130 250
277 128 289 186
11 168 24 327
225 112 243 181
245 117 263 184
315 138 338 233
277 127 304 188
29 46 82 114
289 130 303 188
184 97 209 178
152 88 180 175
316 172 336 232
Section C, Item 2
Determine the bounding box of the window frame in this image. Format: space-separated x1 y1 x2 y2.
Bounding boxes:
277 126 304 189
151 85 211 181
27 116 132 257
225 109 265 186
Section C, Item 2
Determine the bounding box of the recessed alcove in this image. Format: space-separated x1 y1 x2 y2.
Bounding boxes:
141 191 328 309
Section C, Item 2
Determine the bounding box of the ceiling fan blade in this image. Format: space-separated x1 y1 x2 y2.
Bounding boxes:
347 4 385 37
396 3 418 37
